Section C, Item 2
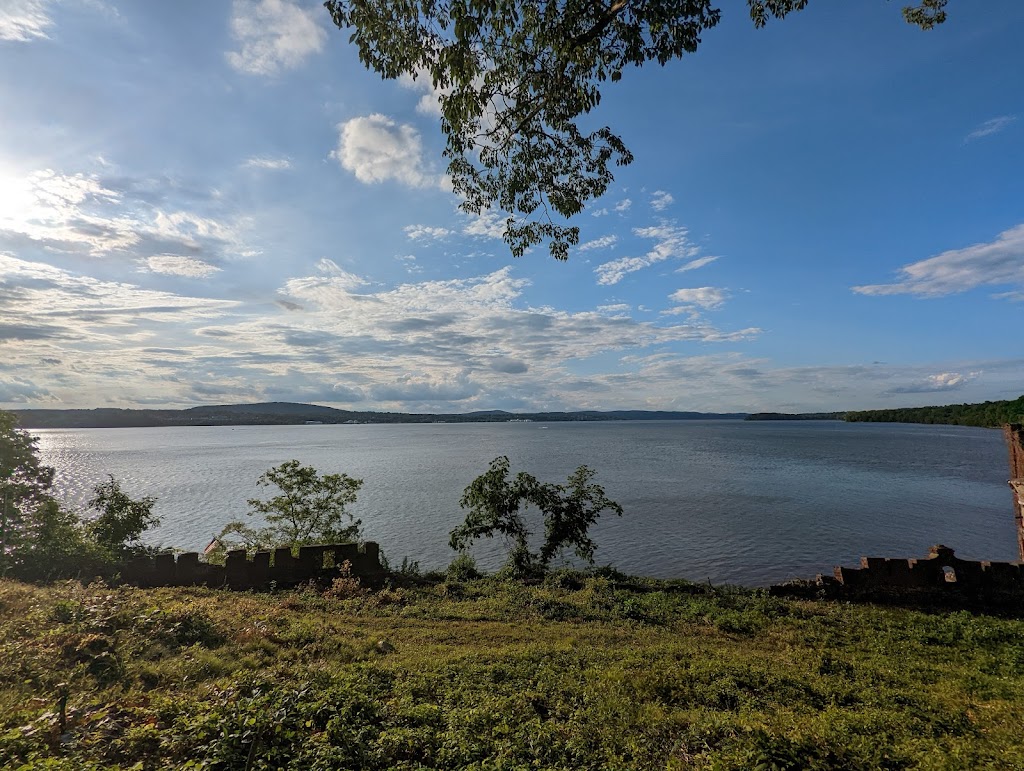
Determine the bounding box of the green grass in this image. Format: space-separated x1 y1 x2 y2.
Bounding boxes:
2 573 1023 769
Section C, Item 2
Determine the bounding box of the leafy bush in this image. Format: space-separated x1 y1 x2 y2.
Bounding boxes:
446 553 481 581
216 460 363 553
86 476 160 559
0 411 160 579
449 456 622 578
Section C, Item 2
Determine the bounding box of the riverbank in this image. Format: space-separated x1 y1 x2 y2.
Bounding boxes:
2 574 1023 769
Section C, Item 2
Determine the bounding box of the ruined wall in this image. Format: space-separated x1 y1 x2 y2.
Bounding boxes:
832 545 1024 594
119 541 383 590
1005 424 1024 561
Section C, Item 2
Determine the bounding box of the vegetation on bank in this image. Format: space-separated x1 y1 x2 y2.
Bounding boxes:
844 395 1024 429
745 395 1024 428
2 573 1023 770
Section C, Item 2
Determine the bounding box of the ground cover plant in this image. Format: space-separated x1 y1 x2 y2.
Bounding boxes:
2 572 1023 769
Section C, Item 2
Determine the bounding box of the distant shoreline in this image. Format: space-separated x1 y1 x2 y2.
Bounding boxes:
13 401 749 429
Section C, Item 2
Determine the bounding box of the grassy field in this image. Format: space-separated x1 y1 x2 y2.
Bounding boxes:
2 572 1023 769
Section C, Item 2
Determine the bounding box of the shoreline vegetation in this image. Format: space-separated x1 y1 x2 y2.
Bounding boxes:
13 394 1024 430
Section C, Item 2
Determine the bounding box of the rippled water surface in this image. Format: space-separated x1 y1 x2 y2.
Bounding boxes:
33 420 1016 585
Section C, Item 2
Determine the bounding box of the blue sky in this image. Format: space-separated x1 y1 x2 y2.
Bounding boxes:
1 0 1022 413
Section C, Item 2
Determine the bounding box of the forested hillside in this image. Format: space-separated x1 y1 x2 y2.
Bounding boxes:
845 395 1024 428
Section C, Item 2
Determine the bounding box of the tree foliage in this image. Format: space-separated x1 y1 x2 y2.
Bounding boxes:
0 410 161 578
325 0 949 260
450 456 622 576
218 460 364 551
87 475 161 558
844 394 1024 428
0 411 58 575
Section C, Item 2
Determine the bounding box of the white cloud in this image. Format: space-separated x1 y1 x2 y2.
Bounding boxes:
404 224 452 242
595 223 699 285
579 235 618 251
0 167 249 261
0 0 52 42
614 198 632 213
965 115 1016 143
142 255 221 278
308 258 366 287
886 371 980 394
676 255 719 272
226 0 326 76
332 114 439 189
852 224 1024 298
591 207 609 217
243 156 292 170
597 303 631 314
650 191 674 211
462 209 508 240
399 68 446 118
0 252 237 339
667 287 729 310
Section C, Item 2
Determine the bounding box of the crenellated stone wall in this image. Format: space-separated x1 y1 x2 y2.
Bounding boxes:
832 544 1024 593
771 545 1024 611
119 542 384 590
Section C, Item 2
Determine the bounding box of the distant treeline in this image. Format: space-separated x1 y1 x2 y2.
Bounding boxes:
745 412 844 421
843 395 1024 428
13 402 748 429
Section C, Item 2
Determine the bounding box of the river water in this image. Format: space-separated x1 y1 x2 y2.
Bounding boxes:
33 420 1017 586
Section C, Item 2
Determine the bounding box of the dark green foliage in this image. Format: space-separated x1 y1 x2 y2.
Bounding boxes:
450 456 622 576
217 459 363 552
447 552 481 581
845 394 1024 428
0 410 58 575
324 1 948 260
0 410 162 580
86 476 160 559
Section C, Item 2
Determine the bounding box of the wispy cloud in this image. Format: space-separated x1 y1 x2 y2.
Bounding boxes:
0 0 52 41
676 255 719 272
331 114 441 189
462 209 507 240
404 224 452 242
141 255 221 278
964 115 1016 143
667 286 730 310
594 223 699 285
886 371 980 394
579 234 618 251
614 198 632 213
650 191 674 211
0 167 248 261
226 0 326 76
243 156 292 170
852 223 1024 298
596 303 631 314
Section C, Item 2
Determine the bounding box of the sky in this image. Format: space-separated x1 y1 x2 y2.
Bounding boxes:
0 0 1022 414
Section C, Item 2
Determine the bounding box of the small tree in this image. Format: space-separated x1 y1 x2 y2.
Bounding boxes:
0 410 58 575
86 476 161 559
449 456 622 577
217 460 363 552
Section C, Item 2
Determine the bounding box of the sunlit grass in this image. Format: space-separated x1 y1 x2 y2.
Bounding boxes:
2 574 1023 769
